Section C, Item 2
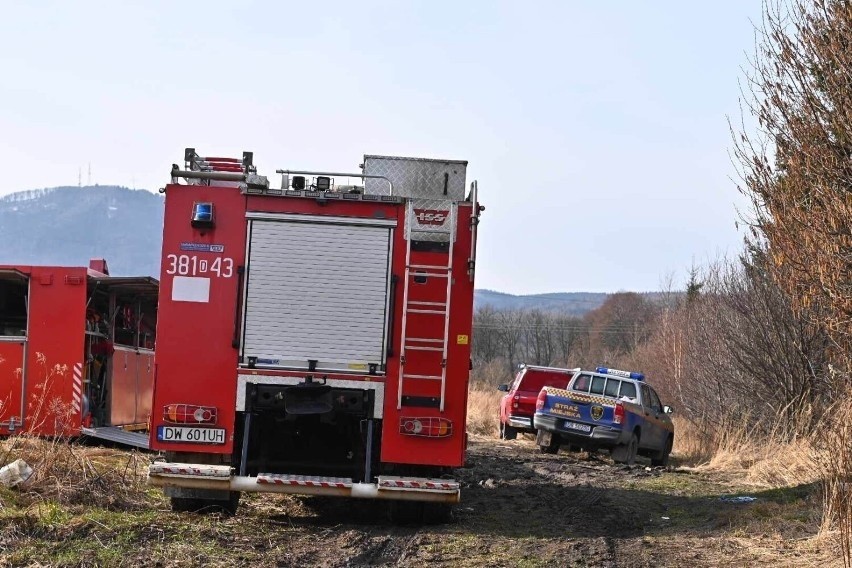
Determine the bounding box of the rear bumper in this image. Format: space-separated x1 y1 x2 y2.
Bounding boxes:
148 462 460 503
507 415 534 429
533 414 626 447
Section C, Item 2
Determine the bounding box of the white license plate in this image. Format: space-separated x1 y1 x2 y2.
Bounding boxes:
564 421 592 433
157 426 225 444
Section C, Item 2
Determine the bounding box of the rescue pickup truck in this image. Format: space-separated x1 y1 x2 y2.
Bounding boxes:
533 367 674 466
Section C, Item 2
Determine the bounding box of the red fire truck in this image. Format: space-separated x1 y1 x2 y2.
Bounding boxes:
147 149 482 519
0 259 158 446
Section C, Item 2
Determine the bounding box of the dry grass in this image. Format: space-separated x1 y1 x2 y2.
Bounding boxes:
685 418 817 486
0 435 149 510
813 391 852 567
466 385 502 437
670 415 713 464
671 401 850 563
466 360 512 438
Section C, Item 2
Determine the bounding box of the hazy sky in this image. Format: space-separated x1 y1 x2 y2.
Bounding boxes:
0 1 761 294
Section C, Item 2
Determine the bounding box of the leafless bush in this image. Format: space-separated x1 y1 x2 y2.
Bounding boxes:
733 1 852 559
734 0 851 374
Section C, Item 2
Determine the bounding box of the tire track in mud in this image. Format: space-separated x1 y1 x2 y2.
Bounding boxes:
247 438 673 567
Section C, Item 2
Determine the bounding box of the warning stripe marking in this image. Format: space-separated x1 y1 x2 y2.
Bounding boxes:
72 363 83 414
149 463 231 477
257 474 352 489
378 479 459 491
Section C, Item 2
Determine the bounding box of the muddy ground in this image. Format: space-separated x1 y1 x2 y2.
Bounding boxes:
0 436 841 567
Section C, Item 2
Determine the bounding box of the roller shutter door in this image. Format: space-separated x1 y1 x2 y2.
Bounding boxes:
242 218 392 372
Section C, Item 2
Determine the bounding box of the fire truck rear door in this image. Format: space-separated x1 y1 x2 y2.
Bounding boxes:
242 214 394 373
0 269 29 431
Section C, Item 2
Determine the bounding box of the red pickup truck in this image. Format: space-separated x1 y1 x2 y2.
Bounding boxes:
497 365 579 440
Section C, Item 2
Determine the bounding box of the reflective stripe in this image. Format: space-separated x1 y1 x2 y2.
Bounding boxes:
257 474 353 488
378 477 459 491
544 387 614 407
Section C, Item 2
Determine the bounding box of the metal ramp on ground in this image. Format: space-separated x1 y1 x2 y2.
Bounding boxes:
81 426 149 449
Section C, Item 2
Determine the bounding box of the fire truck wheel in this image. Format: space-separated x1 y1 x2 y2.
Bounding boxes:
170 492 240 515
499 422 518 440
170 497 201 513
214 491 241 516
611 433 639 465
422 502 452 524
387 500 425 525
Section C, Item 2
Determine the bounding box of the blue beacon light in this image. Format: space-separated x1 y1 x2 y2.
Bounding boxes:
191 202 215 229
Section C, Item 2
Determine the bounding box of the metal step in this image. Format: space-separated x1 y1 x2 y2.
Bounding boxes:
409 264 451 270
409 272 450 279
407 300 447 307
407 308 447 315
257 473 353 488
81 426 149 449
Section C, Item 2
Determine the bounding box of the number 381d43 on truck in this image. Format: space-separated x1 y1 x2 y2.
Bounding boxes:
146 149 483 521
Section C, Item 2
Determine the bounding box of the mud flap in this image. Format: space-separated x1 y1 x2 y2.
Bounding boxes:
536 429 559 454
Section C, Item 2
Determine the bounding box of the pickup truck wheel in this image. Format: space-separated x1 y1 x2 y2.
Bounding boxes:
651 435 673 467
611 433 638 465
499 422 518 440
538 438 559 454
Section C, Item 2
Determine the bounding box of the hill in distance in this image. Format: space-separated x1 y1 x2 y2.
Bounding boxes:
1 186 611 316
0 186 164 277
473 289 607 315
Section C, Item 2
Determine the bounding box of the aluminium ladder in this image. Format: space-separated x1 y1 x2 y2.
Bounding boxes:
397 199 458 412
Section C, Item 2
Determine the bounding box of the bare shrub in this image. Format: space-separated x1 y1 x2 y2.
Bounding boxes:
733 1 852 559
470 358 512 389
734 1 852 364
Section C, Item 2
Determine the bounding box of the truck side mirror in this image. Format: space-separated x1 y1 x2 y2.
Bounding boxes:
663 405 674 414
497 384 510 392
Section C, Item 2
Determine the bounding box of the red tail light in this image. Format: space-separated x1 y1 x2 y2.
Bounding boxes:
163 404 218 425
399 416 453 438
614 402 625 425
513 394 520 409
536 389 548 411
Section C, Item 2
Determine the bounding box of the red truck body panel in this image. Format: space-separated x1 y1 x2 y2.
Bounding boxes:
150 180 476 468
0 262 158 437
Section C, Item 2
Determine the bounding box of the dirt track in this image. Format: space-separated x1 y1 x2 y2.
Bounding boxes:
1 436 839 567
270 438 733 568
165 437 835 567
